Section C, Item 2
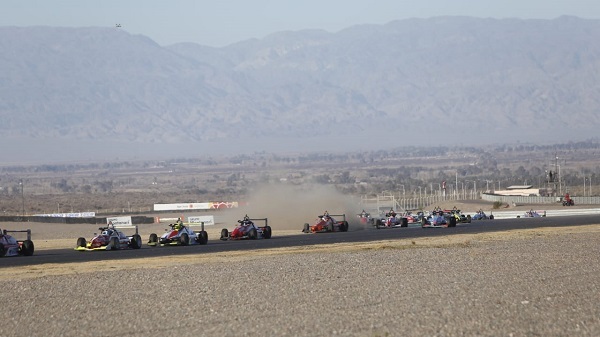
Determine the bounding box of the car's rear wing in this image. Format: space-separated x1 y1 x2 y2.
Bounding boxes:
319 214 346 221
248 218 268 227
98 225 139 235
3 229 32 242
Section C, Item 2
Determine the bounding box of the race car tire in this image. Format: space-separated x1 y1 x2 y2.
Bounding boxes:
302 223 310 233
130 234 142 249
248 228 258 240
448 217 457 228
220 228 229 241
20 239 34 256
489 214 494 220
375 219 382 229
327 222 335 232
109 237 119 250
148 233 158 245
421 217 428 228
180 233 189 246
263 226 272 239
341 221 349 232
467 215 471 223
0 242 5 257
401 218 408 228
197 231 208 245
76 237 86 248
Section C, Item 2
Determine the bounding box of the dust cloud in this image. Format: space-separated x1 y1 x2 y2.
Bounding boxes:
229 184 368 231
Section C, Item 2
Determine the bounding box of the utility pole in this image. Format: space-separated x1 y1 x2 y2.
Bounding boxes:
19 179 25 217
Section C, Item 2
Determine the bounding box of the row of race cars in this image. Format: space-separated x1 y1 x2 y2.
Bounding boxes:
0 212 344 257
359 207 496 229
0 206 544 257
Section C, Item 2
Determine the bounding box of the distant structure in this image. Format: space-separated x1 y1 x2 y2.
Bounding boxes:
115 24 122 28
485 185 552 197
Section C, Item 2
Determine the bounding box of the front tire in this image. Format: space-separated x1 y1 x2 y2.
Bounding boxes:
109 237 119 250
0 242 5 257
220 228 229 240
302 223 310 233
148 233 158 245
248 228 258 240
401 218 408 227
76 237 86 248
197 231 208 245
179 233 189 246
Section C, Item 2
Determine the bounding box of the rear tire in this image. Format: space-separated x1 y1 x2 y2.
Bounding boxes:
341 221 349 232
130 234 142 249
196 231 208 245
489 214 494 220
148 233 158 245
263 226 272 239
466 215 471 223
0 242 5 257
21 240 34 256
375 219 382 229
449 217 457 228
401 218 408 227
76 237 86 248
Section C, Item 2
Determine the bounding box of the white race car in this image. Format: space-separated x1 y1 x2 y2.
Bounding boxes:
0 228 34 257
148 222 208 247
75 225 142 251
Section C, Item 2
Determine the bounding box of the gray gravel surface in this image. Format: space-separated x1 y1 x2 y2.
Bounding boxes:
2 232 599 337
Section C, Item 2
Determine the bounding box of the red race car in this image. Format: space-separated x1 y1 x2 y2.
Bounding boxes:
220 216 272 240
302 212 349 233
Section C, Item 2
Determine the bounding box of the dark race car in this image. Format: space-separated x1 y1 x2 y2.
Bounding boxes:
220 216 272 240
0 228 34 257
302 213 349 233
421 211 457 228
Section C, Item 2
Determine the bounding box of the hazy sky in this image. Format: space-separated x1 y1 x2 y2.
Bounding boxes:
2 0 599 47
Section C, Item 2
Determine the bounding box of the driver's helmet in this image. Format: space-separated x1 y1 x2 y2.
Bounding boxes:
108 221 115 230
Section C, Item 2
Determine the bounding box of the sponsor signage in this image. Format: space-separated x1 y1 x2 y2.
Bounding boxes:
186 215 215 226
33 212 96 218
107 216 133 227
153 202 239 211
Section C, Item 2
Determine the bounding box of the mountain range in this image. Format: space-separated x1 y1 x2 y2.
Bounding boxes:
1 16 599 163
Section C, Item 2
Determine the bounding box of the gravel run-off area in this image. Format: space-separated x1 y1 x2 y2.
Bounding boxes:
2 226 600 337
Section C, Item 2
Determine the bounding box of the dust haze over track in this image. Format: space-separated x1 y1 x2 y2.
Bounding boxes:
227 184 366 231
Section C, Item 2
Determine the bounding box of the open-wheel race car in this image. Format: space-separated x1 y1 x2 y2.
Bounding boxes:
220 215 271 240
421 211 457 228
302 212 349 233
75 224 143 251
446 209 471 223
0 228 34 257
373 211 408 229
148 220 208 247
471 210 494 220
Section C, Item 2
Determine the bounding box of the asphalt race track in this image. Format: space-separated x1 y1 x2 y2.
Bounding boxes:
2 214 597 268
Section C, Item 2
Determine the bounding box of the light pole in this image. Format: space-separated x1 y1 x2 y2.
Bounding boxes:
19 179 24 217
